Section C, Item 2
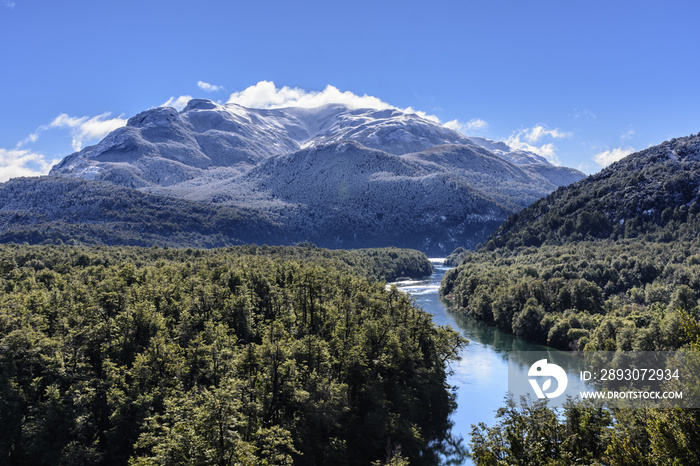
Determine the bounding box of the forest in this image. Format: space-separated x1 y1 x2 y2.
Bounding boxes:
443 239 700 464
0 244 464 465
442 134 700 464
441 239 700 351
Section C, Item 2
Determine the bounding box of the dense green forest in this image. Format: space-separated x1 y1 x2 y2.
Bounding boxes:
441 239 700 351
444 134 700 464
0 244 464 465
443 240 700 464
0 177 281 248
469 389 700 465
445 247 700 464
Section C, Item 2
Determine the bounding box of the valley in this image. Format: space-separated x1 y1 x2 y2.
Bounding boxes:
2 98 699 465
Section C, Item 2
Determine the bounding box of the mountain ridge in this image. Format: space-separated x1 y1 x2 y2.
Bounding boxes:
479 133 700 250
4 99 589 254
50 99 581 187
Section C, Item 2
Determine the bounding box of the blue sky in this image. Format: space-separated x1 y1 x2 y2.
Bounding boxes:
2 0 700 181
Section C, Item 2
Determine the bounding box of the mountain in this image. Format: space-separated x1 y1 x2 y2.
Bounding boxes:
0 177 280 247
17 99 588 254
50 99 581 188
49 100 473 187
480 133 700 250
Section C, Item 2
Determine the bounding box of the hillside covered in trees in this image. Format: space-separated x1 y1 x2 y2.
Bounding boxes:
0 244 463 465
481 133 700 250
442 133 700 464
443 133 700 351
0 177 281 248
441 239 700 351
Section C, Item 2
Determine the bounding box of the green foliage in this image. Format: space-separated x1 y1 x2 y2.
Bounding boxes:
470 397 613 465
452 134 700 465
481 134 700 251
444 247 468 267
470 393 700 465
0 244 461 465
442 239 700 350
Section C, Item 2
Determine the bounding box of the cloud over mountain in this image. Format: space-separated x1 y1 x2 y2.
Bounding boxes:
593 147 635 167
505 125 572 165
227 81 394 111
0 148 60 182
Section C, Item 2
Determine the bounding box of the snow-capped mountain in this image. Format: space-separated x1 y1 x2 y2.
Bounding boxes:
50 99 578 185
467 136 548 165
42 99 586 253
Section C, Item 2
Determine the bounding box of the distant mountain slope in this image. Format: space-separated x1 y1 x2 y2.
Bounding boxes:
0 173 503 253
467 136 549 165
35 99 588 254
150 142 516 252
50 99 583 189
0 177 280 247
482 133 700 250
402 144 570 210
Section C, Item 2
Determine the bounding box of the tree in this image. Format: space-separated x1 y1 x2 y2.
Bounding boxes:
511 298 544 342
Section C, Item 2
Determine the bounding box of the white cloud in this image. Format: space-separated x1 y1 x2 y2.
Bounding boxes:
162 95 193 111
522 125 571 143
0 148 61 182
444 118 489 134
3 1 15 9
16 132 39 148
227 81 393 111
15 112 127 153
197 81 223 92
49 113 127 151
621 129 635 140
593 147 635 167
226 80 492 128
505 125 572 165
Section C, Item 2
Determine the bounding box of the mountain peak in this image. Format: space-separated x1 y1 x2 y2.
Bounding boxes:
183 98 220 111
127 106 181 128
44 98 586 253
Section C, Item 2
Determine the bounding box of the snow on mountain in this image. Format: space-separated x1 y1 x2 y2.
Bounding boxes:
51 99 578 188
43 98 586 253
199 141 510 251
468 136 550 165
144 140 577 252
401 144 566 210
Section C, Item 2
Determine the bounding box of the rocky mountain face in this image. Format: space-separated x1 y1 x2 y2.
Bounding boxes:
21 99 588 254
50 100 473 187
480 133 700 250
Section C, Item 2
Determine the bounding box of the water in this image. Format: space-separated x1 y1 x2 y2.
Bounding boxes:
392 259 589 465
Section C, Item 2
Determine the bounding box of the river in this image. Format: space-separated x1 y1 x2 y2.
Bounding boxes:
392 259 590 465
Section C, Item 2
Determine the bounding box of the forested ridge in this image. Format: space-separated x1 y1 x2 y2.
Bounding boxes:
441 133 700 464
441 239 700 351
0 177 280 248
0 244 464 465
481 133 700 250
